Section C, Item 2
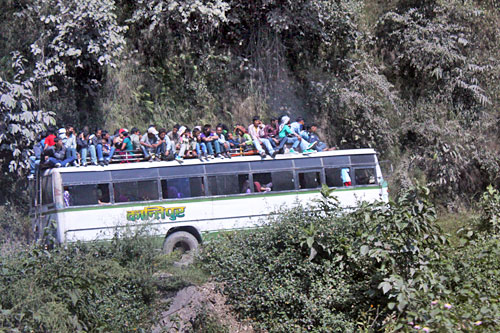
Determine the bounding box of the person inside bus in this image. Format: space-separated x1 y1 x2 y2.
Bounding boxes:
277 116 313 154
140 126 161 160
97 184 110 204
248 116 277 158
43 137 76 167
63 187 71 207
254 181 272 192
158 128 175 161
201 124 223 159
341 168 352 186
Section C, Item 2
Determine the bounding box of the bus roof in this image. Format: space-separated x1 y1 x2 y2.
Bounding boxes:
49 148 378 175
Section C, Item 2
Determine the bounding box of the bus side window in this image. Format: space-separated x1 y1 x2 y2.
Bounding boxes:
354 168 376 185
325 168 344 187
208 175 239 196
114 180 159 203
271 171 295 191
298 171 321 189
208 175 249 196
65 183 110 206
161 177 205 199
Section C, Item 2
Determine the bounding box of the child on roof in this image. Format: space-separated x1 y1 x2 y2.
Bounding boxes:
234 126 253 150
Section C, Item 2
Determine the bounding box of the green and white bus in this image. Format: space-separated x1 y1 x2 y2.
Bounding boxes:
31 149 388 253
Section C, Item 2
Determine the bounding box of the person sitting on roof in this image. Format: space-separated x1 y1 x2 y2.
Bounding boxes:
234 126 253 151
130 128 141 151
216 125 231 158
226 132 239 151
201 124 223 159
158 128 175 161
193 127 208 161
167 124 181 154
277 116 314 154
78 127 98 166
96 131 116 165
140 127 161 161
120 129 133 152
263 117 280 148
177 126 197 161
305 124 335 152
248 116 276 158
43 137 76 168
63 125 78 166
290 116 309 140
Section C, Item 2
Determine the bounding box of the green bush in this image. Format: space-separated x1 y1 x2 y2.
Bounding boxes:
201 186 500 332
201 186 446 332
0 234 161 332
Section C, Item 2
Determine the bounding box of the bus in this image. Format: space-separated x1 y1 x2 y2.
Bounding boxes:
31 149 388 254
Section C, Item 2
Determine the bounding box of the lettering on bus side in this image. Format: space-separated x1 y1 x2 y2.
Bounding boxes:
126 206 186 222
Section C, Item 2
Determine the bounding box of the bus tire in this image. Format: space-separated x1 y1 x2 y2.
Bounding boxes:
162 231 199 266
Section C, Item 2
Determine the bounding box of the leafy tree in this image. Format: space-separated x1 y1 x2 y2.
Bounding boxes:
29 0 127 93
0 53 54 175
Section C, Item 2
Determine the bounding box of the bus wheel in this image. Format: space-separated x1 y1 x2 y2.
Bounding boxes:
162 231 199 266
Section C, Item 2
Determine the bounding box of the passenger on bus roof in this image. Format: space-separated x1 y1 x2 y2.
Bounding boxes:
193 128 208 161
177 126 197 161
277 116 313 154
215 125 231 158
226 132 239 150
129 128 142 151
234 126 253 150
263 117 280 149
158 128 175 161
77 127 98 166
140 127 161 161
167 124 181 153
201 124 223 159
63 125 78 166
97 130 116 165
248 116 277 158
120 129 133 152
43 137 76 168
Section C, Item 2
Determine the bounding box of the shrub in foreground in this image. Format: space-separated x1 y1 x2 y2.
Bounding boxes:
0 234 160 332
201 186 500 332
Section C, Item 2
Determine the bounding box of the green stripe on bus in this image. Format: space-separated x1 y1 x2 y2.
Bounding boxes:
49 186 383 214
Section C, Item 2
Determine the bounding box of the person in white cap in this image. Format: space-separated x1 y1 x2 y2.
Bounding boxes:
176 126 197 161
277 116 313 154
140 126 160 160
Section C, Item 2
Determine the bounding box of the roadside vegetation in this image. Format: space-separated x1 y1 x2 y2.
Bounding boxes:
201 186 500 332
0 0 499 331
